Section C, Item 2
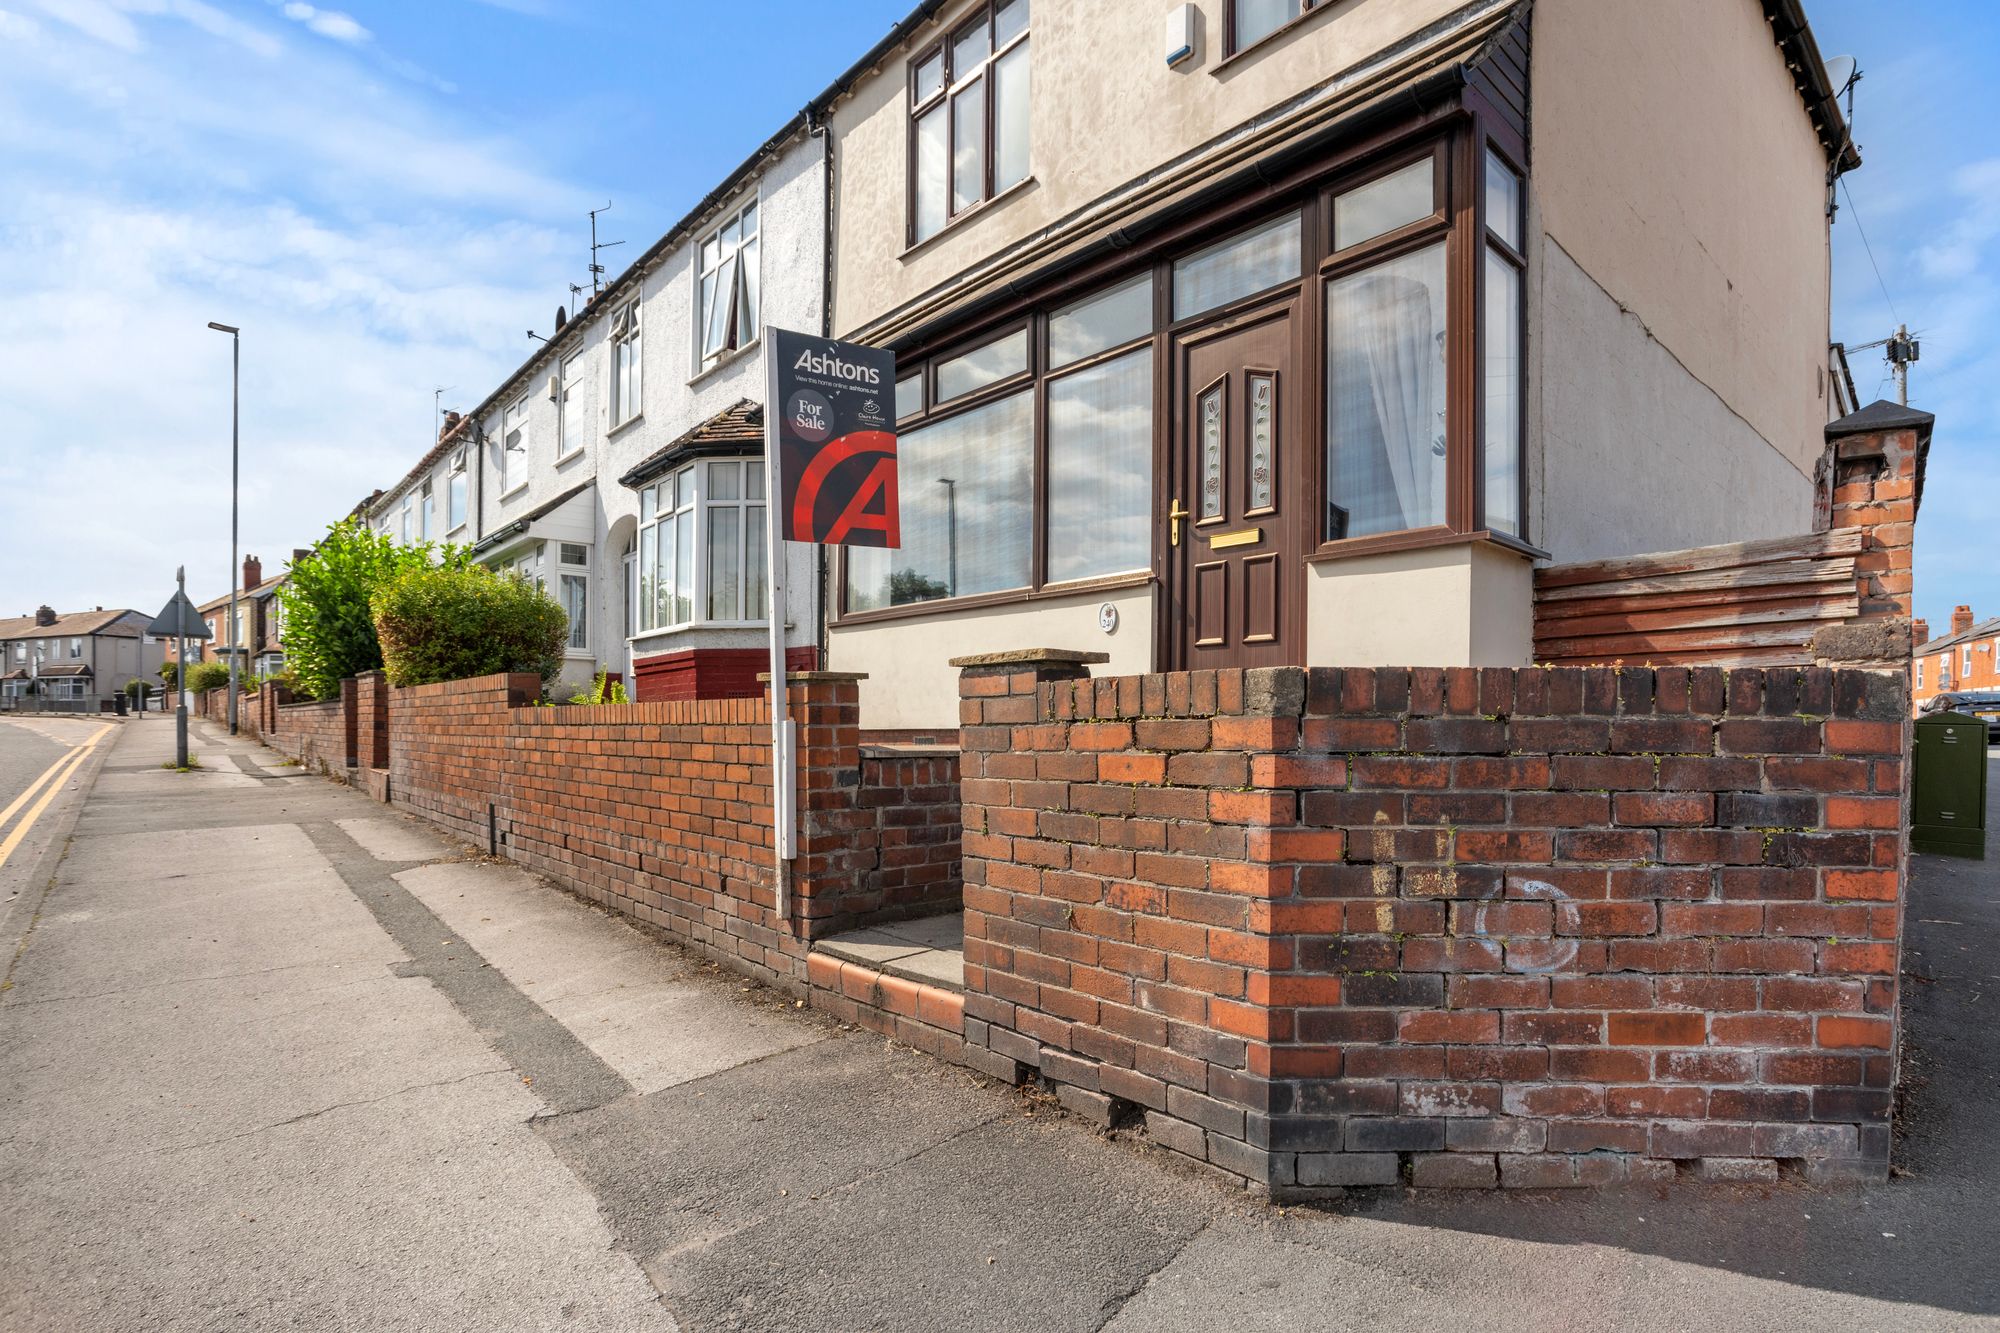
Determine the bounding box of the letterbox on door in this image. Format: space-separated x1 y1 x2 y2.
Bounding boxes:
1912 711 1987 859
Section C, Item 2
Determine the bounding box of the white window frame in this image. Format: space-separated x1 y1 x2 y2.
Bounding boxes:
697 199 760 371
495 541 545 590
700 458 768 623
399 492 412 543
1915 659 1924 690
447 450 468 531
1964 645 1974 677
69 637 82 659
557 354 587 462
420 478 435 540
557 542 590 653
611 300 643 428
501 398 529 497
631 457 769 638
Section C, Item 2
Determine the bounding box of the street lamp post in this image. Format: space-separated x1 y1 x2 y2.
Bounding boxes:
208 322 241 734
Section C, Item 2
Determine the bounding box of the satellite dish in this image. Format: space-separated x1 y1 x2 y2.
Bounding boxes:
1823 55 1857 94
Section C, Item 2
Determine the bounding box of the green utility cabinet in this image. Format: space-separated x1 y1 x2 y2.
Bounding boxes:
1912 712 1988 859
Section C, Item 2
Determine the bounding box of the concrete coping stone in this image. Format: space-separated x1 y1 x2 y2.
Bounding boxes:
948 649 1110 668
754 671 870 683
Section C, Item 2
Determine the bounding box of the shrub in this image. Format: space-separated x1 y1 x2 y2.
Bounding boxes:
255 668 298 695
159 661 179 687
371 565 568 689
184 661 231 693
279 520 468 700
125 679 152 699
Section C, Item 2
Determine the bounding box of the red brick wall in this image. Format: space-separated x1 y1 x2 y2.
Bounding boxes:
849 748 962 924
956 655 1908 1192
633 646 818 701
382 672 923 991
355 670 390 769
276 697 350 775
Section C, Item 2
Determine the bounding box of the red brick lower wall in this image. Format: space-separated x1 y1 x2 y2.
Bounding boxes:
849 749 962 924
275 698 350 775
378 672 950 994
633 646 818 702
957 658 1909 1191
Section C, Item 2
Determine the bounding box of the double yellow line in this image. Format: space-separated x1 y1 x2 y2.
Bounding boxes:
0 724 112 873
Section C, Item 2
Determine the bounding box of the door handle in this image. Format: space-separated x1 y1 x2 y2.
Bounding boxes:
1168 499 1191 547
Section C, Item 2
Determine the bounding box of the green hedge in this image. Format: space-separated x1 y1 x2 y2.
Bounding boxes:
279 520 468 700
371 565 568 689
184 661 232 693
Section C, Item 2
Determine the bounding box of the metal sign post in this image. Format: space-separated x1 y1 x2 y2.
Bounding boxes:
762 327 901 930
148 568 213 770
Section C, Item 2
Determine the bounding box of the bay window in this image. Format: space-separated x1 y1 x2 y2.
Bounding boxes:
632 459 768 633
909 0 1030 245
698 201 759 370
703 460 767 622
841 124 1530 625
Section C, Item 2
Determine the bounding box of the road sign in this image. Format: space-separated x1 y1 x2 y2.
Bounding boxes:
147 590 212 640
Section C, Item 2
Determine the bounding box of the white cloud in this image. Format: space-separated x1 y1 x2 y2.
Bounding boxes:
0 0 589 614
280 1 368 45
26 0 141 50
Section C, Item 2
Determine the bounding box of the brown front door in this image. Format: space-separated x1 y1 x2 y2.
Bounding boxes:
1165 300 1300 670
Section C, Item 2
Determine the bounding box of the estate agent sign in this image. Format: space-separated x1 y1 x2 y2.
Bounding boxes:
761 328 899 905
768 328 901 549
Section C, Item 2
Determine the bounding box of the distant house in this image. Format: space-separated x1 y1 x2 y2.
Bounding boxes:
166 555 291 678
0 605 165 702
1912 606 2000 709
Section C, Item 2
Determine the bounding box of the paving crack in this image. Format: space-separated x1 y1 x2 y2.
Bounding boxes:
1092 1216 1213 1331
141 1066 513 1156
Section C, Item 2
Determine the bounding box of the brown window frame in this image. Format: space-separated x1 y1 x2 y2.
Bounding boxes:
906 0 1031 249
844 112 1535 630
1222 0 1330 61
837 302 1162 624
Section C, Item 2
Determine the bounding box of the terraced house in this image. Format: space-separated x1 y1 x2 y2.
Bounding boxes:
819 0 1861 729
363 122 826 699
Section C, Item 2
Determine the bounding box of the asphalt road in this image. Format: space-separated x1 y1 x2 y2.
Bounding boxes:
0 719 1993 1331
0 715 118 955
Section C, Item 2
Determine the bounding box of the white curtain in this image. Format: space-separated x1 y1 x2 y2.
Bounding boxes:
1355 271 1441 530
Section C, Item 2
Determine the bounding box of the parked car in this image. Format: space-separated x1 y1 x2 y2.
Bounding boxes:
1925 690 2000 743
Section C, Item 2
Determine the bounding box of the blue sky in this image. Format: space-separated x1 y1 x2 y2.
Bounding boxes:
0 0 1990 634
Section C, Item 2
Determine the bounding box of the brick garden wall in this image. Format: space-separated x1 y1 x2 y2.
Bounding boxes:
274 697 349 774
955 654 1908 1192
371 672 944 992
850 748 962 925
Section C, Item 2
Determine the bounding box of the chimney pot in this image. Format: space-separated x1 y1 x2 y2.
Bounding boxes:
1913 618 1930 646
1951 605 1975 636
34 605 55 626
243 555 262 591
439 410 462 443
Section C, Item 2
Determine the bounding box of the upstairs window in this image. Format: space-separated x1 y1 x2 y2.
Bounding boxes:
69 637 82 658
420 478 435 540
611 300 642 427
447 451 467 530
501 398 529 495
399 492 412 543
1228 0 1327 55
698 201 760 370
910 0 1030 245
558 355 587 461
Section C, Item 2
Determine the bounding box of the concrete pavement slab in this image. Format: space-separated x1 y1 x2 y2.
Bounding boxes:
398 858 823 1095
